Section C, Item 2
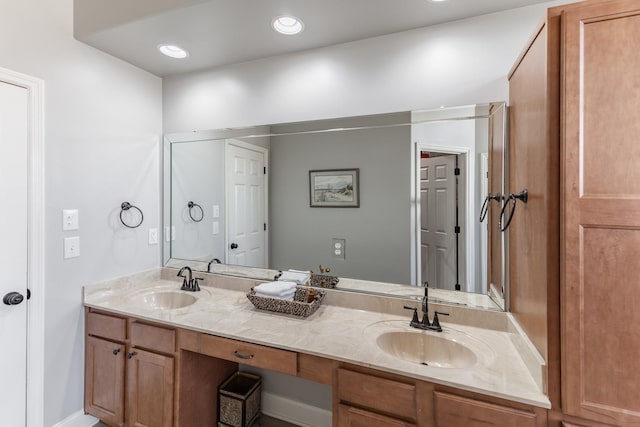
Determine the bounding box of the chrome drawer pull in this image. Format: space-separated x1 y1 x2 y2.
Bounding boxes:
233 350 254 360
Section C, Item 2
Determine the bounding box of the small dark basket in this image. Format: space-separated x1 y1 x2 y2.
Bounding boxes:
218 372 262 427
246 288 325 318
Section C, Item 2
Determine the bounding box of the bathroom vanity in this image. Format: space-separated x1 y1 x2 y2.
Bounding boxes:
83 270 549 427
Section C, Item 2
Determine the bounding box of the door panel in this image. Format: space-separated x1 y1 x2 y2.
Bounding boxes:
0 81 28 426
420 155 457 290
127 348 174 427
226 141 267 267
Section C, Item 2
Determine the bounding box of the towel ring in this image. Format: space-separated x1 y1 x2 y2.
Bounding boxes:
479 192 502 223
120 202 144 229
499 189 528 232
187 201 204 222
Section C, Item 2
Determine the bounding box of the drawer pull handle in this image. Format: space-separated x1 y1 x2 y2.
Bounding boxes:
233 350 254 360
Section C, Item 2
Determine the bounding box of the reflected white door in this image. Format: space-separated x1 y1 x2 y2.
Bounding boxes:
421 155 457 290
0 81 28 426
226 141 267 267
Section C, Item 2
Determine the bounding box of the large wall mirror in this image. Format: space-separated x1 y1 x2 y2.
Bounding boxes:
163 102 508 310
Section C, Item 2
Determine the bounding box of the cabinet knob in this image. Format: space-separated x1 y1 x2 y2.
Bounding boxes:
127 352 136 359
112 348 121 356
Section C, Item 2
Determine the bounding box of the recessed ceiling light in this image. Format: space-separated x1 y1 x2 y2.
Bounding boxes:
157 44 189 59
272 15 304 35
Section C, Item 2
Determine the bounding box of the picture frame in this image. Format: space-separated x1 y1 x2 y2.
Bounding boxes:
309 168 360 207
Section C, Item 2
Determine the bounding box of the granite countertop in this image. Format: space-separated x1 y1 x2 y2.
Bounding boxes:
84 271 550 409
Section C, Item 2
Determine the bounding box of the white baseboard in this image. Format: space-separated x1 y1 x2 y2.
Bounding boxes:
261 392 332 427
51 410 98 427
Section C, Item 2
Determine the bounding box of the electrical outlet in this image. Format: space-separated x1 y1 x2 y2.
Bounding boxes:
213 221 220 235
213 205 220 218
62 209 79 231
332 238 346 260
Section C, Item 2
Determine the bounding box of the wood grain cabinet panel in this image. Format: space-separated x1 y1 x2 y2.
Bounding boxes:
85 336 125 426
200 333 297 375
127 348 174 427
130 321 176 354
338 404 416 427
562 0 640 425
87 312 127 342
434 392 538 427
336 368 416 422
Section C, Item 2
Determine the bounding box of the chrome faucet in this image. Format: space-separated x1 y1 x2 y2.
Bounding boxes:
177 266 202 292
403 286 449 332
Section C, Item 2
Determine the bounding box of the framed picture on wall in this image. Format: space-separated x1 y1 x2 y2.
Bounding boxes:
309 168 360 207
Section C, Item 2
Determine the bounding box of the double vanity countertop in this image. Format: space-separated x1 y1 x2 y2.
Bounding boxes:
83 269 550 409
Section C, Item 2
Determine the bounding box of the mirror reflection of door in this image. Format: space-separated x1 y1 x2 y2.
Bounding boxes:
225 140 268 267
420 152 465 291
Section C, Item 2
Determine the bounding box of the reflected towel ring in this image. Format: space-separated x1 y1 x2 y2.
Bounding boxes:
479 192 502 223
120 202 144 228
499 189 528 232
187 201 204 222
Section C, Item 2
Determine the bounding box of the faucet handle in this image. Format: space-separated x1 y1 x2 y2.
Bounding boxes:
403 306 419 325
431 311 449 331
192 277 203 292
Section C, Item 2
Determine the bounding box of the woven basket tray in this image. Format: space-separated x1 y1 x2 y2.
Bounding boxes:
246 288 325 318
309 274 339 289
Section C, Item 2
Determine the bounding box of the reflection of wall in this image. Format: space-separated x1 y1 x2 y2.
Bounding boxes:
172 140 225 261
270 121 412 284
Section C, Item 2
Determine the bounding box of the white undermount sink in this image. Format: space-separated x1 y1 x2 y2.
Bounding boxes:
376 331 477 368
131 290 198 310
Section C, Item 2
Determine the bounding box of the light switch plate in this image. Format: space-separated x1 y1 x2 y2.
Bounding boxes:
62 209 79 231
64 236 80 259
148 228 158 245
213 221 220 235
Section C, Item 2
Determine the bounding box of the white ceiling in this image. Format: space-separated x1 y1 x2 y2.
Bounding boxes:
76 0 556 77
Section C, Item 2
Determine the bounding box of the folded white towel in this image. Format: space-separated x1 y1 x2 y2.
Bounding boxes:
278 270 311 284
254 281 297 296
255 290 296 301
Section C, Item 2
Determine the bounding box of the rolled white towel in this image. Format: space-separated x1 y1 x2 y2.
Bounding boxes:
278 270 310 284
255 290 296 301
254 281 297 296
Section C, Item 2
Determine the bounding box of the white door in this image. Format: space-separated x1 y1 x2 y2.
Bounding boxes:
225 141 267 267
420 155 457 290
0 81 29 426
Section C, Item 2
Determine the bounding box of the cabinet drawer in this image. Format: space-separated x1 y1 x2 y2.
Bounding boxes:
337 369 416 421
201 334 297 376
434 392 538 427
87 312 126 342
130 322 175 354
338 404 416 427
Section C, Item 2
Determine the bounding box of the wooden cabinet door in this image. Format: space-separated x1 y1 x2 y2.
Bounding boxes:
85 336 125 426
127 348 175 427
338 404 416 427
562 0 640 425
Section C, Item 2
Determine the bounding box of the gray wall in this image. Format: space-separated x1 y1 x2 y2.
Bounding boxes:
269 123 412 284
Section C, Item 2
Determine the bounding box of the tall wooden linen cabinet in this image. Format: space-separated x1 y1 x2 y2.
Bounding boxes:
509 1 640 426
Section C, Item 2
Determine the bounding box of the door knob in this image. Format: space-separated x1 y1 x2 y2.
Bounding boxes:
230 242 238 249
3 292 24 306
